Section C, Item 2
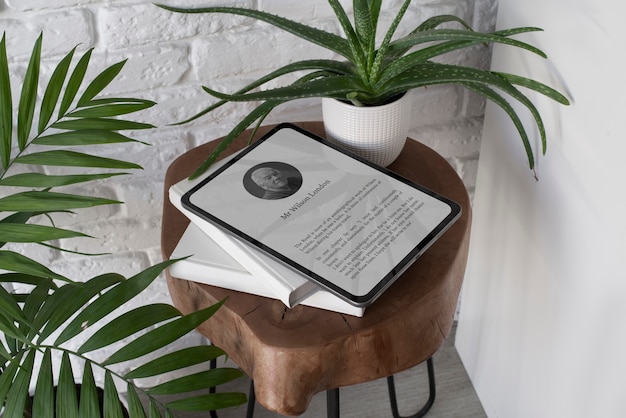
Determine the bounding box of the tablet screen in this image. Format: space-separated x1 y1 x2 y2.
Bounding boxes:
182 124 461 306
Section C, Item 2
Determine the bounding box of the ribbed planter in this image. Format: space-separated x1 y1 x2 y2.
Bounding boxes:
321 94 412 167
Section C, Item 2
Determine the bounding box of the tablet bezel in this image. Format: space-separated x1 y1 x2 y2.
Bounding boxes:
181 123 461 307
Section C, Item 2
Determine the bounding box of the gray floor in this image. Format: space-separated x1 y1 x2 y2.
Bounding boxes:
153 322 485 418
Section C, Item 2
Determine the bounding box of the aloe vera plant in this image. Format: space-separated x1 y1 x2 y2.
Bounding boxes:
158 0 569 179
0 33 246 416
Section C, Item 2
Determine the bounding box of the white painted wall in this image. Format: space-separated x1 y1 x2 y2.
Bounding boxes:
1 0 496 388
456 0 626 416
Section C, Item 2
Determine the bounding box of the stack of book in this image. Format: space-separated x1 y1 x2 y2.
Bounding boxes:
167 153 366 317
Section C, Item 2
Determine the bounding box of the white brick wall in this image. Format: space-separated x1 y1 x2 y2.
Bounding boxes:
1 0 497 388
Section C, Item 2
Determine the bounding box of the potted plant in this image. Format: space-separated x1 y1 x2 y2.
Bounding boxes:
157 0 569 177
0 33 246 417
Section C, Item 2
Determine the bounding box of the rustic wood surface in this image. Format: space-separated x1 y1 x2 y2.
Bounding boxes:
161 122 472 416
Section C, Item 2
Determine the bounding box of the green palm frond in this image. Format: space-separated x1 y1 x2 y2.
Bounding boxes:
0 33 246 416
158 0 570 177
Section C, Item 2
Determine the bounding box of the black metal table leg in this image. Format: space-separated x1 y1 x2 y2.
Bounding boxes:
387 357 436 418
246 380 256 418
327 388 340 418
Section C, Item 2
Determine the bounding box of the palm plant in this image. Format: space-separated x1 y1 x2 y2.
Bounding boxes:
157 0 569 179
0 33 246 416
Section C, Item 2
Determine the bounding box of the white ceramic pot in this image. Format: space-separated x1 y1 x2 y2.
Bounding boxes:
321 94 411 167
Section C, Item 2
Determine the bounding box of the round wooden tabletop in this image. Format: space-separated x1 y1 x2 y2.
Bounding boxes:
161 122 472 416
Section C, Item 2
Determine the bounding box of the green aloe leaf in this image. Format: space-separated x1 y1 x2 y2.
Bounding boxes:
67 101 156 118
0 33 12 169
55 260 176 345
462 80 535 168
0 191 120 212
77 59 127 106
3 350 35 418
176 59 355 126
104 372 125 418
496 72 570 105
0 223 90 243
125 345 226 379
0 250 69 282
126 385 148 418
103 300 224 366
0 172 126 188
57 352 79 418
353 0 382 56
165 392 247 412
156 4 354 61
15 150 142 169
32 348 55 418
78 303 181 354
202 75 364 103
17 33 41 150
39 46 76 133
79 362 101 418
36 273 123 342
189 99 285 179
51 117 154 131
59 48 93 117
34 129 146 146
148 368 244 396
328 0 367 73
370 0 411 79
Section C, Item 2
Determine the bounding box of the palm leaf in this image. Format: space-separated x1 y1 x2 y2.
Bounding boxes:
103 300 224 366
147 368 244 396
32 348 55 418
0 354 22 408
0 33 12 169
126 385 148 418
104 372 125 418
125 345 226 379
77 303 181 354
3 350 35 418
77 59 128 106
34 129 147 146
0 191 120 212
57 352 79 418
15 150 143 169
67 101 156 118
78 362 101 418
0 250 69 282
58 48 93 117
0 223 90 243
55 260 176 345
0 281 28 323
165 392 248 412
39 46 75 133
17 33 41 150
0 172 126 188
0 272 57 289
36 273 123 342
51 117 154 131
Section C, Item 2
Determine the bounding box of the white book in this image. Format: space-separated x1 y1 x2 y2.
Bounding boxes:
169 153 318 308
170 222 365 317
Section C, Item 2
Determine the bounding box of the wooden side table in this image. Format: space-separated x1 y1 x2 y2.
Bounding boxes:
161 122 472 417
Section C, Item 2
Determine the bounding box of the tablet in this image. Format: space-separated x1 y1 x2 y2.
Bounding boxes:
182 123 461 307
